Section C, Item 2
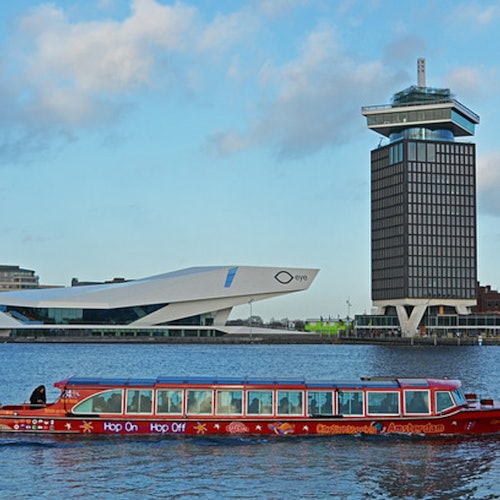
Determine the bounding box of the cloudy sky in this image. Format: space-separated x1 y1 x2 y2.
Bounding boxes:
2 0 500 321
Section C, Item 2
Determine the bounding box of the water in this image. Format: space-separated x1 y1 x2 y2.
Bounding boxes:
0 343 498 499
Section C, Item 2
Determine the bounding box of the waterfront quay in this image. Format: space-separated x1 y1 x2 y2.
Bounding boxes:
2 332 498 346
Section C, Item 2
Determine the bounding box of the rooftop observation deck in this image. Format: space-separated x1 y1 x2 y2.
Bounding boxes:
362 86 480 138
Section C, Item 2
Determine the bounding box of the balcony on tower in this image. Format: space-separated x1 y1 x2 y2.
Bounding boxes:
361 84 480 142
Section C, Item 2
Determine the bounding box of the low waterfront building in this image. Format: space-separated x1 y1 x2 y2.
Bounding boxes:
0 265 319 338
354 308 500 338
354 281 500 338
304 318 353 336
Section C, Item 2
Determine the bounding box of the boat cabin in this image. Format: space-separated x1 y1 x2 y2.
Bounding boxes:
52 376 468 419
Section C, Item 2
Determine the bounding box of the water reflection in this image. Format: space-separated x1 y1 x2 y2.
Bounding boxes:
1 432 499 499
359 436 499 499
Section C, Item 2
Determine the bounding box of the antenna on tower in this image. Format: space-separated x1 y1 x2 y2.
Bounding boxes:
417 58 426 87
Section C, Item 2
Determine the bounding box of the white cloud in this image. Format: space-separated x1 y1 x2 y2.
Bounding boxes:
0 0 199 159
196 8 258 53
0 1 431 162
445 66 482 94
17 0 197 95
443 65 500 100
0 0 273 160
450 3 500 27
477 151 500 216
209 25 398 158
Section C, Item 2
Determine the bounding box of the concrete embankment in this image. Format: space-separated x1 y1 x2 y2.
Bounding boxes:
2 334 497 346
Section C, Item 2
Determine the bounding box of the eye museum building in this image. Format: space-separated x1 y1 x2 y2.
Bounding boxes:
0 266 319 338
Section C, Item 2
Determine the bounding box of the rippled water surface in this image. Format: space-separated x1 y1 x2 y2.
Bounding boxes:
0 343 498 499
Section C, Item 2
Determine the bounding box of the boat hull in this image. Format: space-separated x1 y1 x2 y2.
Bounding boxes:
1 409 498 437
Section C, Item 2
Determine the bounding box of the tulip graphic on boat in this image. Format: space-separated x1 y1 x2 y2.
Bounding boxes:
269 422 295 435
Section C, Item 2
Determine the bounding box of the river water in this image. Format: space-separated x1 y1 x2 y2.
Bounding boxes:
0 343 498 499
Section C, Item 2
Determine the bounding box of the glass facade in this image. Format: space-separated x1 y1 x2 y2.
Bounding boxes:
371 139 477 301
4 303 168 325
365 107 476 136
390 128 454 142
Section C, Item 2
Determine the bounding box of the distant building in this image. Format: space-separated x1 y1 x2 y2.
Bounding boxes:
361 59 479 336
71 277 128 287
304 318 353 336
0 265 39 292
474 283 500 314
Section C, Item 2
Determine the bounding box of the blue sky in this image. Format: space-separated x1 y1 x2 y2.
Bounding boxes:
2 0 500 321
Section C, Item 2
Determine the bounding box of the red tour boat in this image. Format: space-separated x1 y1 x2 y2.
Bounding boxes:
0 376 499 436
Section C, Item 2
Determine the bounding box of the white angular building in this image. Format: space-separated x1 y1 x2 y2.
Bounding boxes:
0 266 319 337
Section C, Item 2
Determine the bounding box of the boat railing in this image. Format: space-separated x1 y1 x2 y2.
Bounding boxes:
0 403 34 411
465 393 478 401
480 398 494 406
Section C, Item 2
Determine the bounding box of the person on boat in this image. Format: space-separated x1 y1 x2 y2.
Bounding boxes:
309 399 319 415
278 397 290 414
29 385 46 408
248 398 260 414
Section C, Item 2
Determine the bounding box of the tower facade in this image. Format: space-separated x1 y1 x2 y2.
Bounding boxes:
361 59 479 336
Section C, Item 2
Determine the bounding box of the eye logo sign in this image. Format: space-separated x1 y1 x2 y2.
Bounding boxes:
274 271 294 284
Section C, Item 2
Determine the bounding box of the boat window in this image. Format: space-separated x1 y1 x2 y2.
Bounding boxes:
452 388 467 406
246 390 273 415
157 389 183 414
404 390 430 414
126 389 153 414
72 389 123 414
436 391 455 412
216 390 243 415
186 390 213 415
338 391 363 416
307 391 333 416
367 392 399 415
277 391 303 415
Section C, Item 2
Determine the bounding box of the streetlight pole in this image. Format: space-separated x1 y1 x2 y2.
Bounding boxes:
249 299 253 338
346 297 352 319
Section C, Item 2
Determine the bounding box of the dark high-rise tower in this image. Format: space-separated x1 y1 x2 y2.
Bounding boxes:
361 59 480 336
